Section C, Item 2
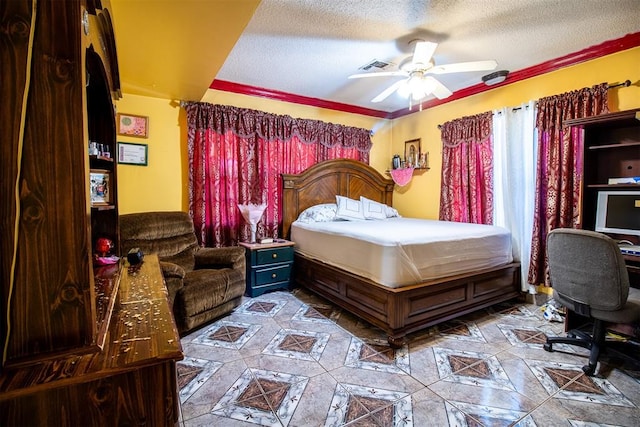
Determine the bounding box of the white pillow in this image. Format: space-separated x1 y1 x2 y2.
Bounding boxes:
360 196 400 218
359 196 387 220
335 195 366 221
296 203 338 223
385 205 401 218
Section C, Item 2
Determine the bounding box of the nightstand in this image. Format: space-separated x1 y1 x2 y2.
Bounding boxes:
239 240 295 297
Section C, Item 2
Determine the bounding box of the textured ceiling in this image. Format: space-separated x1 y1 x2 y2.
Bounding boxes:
216 0 640 113
111 0 640 113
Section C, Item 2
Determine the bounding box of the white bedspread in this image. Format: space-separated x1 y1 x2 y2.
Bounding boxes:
291 218 513 288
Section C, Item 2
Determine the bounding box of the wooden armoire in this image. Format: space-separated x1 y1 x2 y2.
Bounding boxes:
0 1 183 424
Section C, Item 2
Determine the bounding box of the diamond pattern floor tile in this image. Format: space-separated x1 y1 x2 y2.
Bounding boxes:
178 289 640 426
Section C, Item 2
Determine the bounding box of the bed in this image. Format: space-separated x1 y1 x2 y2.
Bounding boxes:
281 159 522 346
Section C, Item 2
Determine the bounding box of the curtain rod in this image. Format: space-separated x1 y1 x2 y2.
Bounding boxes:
436 79 632 129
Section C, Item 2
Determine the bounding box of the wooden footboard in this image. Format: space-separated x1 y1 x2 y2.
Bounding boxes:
293 253 521 346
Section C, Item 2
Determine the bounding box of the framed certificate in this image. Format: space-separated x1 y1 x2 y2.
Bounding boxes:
118 142 148 166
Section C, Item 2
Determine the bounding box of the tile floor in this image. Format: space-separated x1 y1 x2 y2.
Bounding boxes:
177 289 640 426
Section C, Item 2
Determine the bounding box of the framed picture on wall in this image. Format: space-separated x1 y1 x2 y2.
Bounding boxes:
118 142 148 166
404 138 421 167
116 113 149 138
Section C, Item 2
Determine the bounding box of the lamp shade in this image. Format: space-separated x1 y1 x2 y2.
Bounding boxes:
238 203 267 243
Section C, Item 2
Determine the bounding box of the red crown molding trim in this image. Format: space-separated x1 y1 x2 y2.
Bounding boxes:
209 80 391 119
211 32 640 120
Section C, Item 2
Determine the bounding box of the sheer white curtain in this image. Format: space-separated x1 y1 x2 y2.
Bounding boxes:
493 101 537 292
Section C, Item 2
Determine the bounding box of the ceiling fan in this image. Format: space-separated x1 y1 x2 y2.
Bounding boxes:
349 40 498 107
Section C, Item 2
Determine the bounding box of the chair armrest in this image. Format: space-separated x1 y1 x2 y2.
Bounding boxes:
159 261 186 279
195 246 245 270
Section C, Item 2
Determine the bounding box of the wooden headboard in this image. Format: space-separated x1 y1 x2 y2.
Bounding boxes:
281 159 394 239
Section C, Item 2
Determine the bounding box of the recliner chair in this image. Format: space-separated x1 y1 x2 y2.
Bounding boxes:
543 228 640 375
120 211 246 334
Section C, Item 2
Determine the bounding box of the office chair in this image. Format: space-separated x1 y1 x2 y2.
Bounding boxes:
543 228 640 376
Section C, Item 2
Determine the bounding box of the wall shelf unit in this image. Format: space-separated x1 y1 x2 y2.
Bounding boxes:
564 108 640 287
0 1 182 423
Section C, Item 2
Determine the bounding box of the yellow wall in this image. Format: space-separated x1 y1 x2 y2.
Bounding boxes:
116 47 640 216
115 95 184 214
390 47 640 219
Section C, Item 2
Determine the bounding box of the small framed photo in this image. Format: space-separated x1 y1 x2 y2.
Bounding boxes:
89 169 112 205
118 142 148 166
404 138 421 167
117 113 148 138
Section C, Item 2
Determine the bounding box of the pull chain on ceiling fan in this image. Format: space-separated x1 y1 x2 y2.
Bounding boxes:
349 40 498 109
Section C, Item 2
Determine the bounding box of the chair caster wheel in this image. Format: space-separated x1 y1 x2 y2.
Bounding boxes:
543 343 553 352
582 365 595 376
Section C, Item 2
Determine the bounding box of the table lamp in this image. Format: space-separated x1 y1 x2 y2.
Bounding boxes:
237 203 267 243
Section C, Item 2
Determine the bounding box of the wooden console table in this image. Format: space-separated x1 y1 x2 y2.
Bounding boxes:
0 254 183 426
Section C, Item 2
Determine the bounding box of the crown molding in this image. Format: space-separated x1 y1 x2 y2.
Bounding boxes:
210 32 640 120
209 80 391 118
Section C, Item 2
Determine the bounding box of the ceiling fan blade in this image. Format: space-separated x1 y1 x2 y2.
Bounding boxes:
348 71 407 79
430 60 497 74
412 41 437 67
371 80 406 103
425 76 453 99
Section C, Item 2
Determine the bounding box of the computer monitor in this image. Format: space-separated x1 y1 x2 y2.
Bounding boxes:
595 190 640 237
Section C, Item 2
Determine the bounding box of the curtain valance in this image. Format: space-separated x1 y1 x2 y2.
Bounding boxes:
536 83 609 133
185 102 372 152
441 111 493 147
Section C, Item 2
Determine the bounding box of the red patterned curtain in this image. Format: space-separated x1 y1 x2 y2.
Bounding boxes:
439 111 494 224
528 83 609 286
185 103 371 247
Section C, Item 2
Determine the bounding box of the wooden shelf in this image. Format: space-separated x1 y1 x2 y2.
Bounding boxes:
588 141 640 150
91 203 116 210
586 184 640 189
385 167 430 175
89 154 114 162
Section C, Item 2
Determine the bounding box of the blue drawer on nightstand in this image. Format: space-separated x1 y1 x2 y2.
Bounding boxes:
255 246 294 265
255 264 293 286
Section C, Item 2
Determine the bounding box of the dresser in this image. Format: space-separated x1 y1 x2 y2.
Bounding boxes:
0 254 183 425
239 240 295 297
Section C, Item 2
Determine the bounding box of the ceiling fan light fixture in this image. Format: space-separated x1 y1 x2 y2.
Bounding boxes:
407 74 423 90
403 72 433 102
397 81 411 98
411 90 426 101
482 70 509 86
